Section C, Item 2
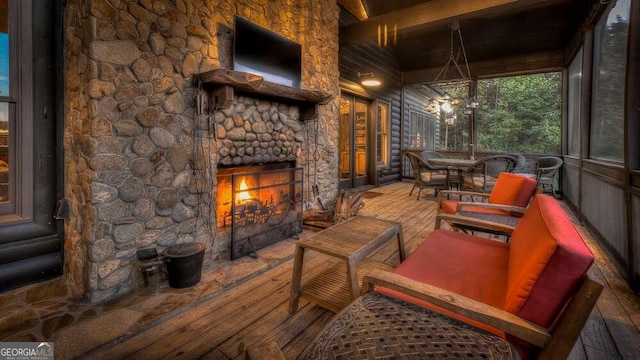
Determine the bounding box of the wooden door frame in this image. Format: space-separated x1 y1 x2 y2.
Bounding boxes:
338 90 374 190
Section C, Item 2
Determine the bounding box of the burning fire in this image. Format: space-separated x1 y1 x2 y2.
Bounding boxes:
236 178 252 204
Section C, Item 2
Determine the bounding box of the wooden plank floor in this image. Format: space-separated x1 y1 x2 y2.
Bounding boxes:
85 182 640 360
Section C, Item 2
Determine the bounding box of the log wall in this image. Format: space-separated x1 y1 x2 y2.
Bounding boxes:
338 7 409 186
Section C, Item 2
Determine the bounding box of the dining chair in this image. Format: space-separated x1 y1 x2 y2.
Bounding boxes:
510 153 528 173
459 155 517 193
405 151 449 199
536 156 563 198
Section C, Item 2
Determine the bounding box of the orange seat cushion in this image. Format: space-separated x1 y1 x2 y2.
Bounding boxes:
488 173 526 205
511 176 538 216
503 197 558 315
513 176 538 208
439 199 459 214
457 204 511 216
508 195 594 327
378 230 509 335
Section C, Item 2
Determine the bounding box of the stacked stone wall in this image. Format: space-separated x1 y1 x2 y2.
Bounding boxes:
63 0 339 302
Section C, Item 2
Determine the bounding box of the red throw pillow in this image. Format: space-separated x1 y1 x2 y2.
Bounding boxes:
488 173 526 205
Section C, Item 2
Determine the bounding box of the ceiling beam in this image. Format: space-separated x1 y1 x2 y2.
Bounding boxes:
337 0 368 21
401 50 565 85
340 0 552 45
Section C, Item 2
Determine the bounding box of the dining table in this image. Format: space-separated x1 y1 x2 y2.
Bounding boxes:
428 158 477 190
428 158 477 168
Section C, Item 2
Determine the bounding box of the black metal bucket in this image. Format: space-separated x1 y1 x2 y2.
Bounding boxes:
165 242 205 288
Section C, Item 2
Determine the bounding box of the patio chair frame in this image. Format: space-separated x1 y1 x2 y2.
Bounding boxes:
405 151 450 199
536 156 563 198
459 155 517 193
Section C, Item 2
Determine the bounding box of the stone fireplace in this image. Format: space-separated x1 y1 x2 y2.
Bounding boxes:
62 0 340 303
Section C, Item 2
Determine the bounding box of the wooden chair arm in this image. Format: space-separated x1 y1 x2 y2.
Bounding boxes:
438 190 490 201
361 270 551 348
456 202 527 214
435 213 516 234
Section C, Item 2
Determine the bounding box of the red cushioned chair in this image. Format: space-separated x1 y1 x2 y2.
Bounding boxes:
436 172 539 237
375 194 603 359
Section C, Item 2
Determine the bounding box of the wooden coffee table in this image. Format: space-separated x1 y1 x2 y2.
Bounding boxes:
289 216 405 313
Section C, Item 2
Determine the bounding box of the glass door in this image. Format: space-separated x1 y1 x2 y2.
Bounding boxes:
339 95 370 189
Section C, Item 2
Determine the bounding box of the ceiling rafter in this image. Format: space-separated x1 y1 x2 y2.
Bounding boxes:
340 0 553 45
337 0 368 21
401 50 565 85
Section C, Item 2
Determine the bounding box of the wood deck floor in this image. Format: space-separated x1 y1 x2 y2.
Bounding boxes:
86 182 640 360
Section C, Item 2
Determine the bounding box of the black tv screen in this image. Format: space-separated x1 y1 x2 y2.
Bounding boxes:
233 16 302 88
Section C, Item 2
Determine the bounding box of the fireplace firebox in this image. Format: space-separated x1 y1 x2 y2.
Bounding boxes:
216 162 303 259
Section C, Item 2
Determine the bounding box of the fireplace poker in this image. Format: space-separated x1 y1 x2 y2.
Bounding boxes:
312 117 324 210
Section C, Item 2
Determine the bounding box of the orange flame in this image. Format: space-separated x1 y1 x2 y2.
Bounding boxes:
236 178 251 204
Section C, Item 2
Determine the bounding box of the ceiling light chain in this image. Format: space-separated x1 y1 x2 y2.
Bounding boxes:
432 20 472 85
424 20 479 114
456 21 472 83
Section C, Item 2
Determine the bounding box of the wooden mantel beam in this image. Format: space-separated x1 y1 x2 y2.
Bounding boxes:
340 0 552 45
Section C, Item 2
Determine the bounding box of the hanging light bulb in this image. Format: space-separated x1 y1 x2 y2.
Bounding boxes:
441 101 452 113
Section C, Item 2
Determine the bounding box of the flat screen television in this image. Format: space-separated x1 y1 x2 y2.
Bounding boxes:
233 16 302 88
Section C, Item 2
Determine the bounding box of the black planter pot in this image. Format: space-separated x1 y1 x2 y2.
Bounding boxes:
165 242 205 288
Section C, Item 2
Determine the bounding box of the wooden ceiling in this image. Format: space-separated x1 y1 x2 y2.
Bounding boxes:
339 0 594 84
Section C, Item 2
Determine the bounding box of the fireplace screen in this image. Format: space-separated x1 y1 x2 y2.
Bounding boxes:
217 163 303 259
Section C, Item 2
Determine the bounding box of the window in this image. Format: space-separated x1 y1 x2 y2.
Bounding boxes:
0 103 9 206
590 0 630 162
567 47 583 156
1 0 34 221
476 72 561 154
0 1 13 213
0 0 61 291
408 110 436 149
376 102 390 166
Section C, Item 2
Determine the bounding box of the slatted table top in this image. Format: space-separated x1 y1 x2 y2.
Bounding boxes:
296 216 403 261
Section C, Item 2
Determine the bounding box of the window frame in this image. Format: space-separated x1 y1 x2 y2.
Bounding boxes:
375 100 390 167
0 0 34 224
408 110 435 150
567 47 583 157
588 0 630 163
